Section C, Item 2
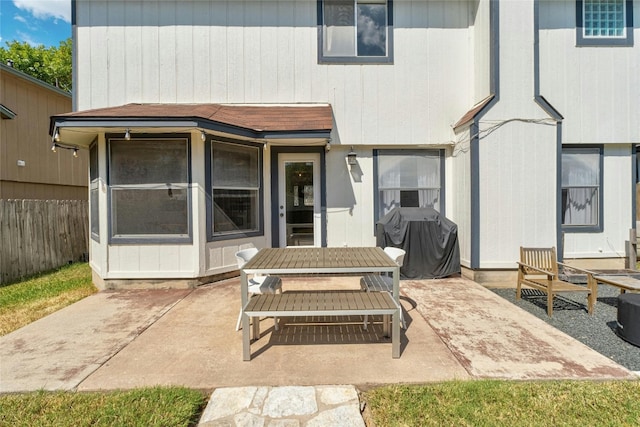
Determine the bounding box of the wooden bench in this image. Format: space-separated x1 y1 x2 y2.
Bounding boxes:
242 290 401 360
516 246 596 317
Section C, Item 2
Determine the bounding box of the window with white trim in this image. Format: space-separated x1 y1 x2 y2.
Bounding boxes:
561 146 602 231
319 0 393 63
211 141 261 237
375 150 443 221
577 0 634 46
108 136 191 243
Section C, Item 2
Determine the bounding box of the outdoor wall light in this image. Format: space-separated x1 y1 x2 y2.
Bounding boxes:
53 128 60 142
201 130 206 141
347 147 357 165
124 128 131 140
50 142 80 158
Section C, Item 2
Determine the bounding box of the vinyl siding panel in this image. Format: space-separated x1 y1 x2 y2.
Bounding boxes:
538 0 640 144
75 0 474 147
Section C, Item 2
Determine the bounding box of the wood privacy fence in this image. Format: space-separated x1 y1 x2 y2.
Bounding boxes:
0 199 89 284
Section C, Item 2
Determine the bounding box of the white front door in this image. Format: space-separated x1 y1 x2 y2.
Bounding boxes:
278 153 321 247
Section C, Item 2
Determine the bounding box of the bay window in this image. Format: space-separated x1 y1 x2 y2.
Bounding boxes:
89 142 99 241
108 135 191 243
209 140 261 238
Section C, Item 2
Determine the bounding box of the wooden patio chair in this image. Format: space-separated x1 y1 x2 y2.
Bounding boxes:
516 246 597 317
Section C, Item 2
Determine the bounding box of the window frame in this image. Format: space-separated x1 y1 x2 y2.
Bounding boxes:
106 133 192 245
205 137 264 242
89 140 100 242
560 145 604 233
373 149 445 224
317 0 394 64
576 0 634 46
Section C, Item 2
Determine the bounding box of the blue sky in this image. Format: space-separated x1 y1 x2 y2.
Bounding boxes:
0 0 71 48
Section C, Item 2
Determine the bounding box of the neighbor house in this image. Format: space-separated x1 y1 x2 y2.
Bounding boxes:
50 0 639 289
1 62 87 200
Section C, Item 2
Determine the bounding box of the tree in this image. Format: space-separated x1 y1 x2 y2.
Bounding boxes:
0 38 72 92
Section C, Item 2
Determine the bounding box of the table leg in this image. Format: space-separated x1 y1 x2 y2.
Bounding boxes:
252 316 261 340
392 307 400 358
382 314 390 337
242 311 251 361
241 271 251 361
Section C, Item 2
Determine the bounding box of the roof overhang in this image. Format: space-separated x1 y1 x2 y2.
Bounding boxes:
49 103 334 147
452 95 495 131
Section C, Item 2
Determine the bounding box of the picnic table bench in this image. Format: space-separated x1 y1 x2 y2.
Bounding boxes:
242 290 400 361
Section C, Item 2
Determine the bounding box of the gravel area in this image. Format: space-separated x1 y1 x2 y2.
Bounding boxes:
491 284 640 372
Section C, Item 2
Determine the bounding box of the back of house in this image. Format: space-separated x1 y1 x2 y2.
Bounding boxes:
51 0 639 288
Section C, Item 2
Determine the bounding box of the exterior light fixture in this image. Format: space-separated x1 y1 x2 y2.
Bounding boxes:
73 148 78 158
124 128 131 140
54 128 60 142
51 143 57 153
347 147 357 165
201 130 206 141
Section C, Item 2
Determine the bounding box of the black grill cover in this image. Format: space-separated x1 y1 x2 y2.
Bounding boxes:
375 207 461 279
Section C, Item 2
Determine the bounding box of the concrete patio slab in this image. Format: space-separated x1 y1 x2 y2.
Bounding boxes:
403 278 634 380
0 289 191 393
0 276 634 395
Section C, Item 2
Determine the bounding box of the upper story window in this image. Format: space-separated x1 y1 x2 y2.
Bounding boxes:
318 0 393 64
577 0 634 46
561 146 603 232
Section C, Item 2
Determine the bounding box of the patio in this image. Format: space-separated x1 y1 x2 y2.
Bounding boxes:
0 275 634 394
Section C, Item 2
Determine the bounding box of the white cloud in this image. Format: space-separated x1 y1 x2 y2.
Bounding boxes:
13 0 71 23
16 30 40 46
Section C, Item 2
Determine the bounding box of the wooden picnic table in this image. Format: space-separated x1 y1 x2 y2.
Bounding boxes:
240 247 401 360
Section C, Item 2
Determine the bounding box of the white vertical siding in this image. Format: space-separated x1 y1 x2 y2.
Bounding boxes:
472 0 492 103
76 0 475 147
449 129 472 267
477 121 557 268
538 0 640 144
325 147 377 248
475 0 558 268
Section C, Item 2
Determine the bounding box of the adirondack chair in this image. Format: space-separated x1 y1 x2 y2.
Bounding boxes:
516 246 597 317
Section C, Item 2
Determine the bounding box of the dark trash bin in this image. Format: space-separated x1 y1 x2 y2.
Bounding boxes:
617 293 640 347
375 207 461 279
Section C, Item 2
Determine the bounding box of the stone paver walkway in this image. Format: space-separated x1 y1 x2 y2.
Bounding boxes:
198 385 364 426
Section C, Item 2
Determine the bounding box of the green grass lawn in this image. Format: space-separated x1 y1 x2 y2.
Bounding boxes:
0 263 96 336
0 387 206 427
364 380 640 427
